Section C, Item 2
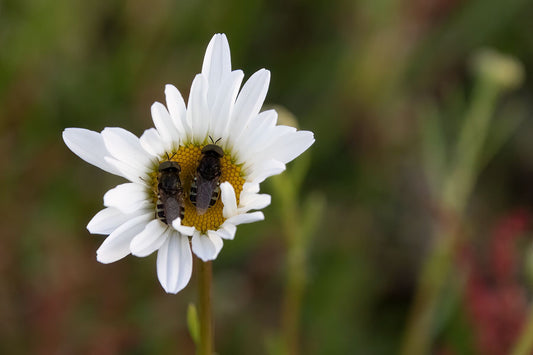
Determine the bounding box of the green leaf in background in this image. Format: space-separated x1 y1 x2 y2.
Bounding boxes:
187 303 200 346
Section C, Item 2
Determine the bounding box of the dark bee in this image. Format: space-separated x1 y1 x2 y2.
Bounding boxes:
156 159 184 225
190 142 224 215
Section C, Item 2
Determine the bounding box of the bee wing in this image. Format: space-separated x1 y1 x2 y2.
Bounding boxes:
163 197 183 224
194 177 218 215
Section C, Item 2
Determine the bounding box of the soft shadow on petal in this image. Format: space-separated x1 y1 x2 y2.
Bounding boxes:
101 127 154 171
104 157 146 184
96 213 153 264
165 84 190 139
226 211 265 226
140 128 166 157
157 233 193 294
103 183 151 214
151 102 180 150
87 207 141 235
217 222 237 240
171 219 196 236
210 70 244 141
246 159 286 184
242 182 260 194
202 33 232 106
62 128 121 176
230 69 271 143
260 130 315 164
187 74 210 143
235 110 279 164
238 193 271 212
220 182 238 218
130 219 169 257
207 231 224 257
191 231 223 261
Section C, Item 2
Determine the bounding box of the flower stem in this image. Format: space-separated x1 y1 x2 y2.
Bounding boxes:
272 170 303 355
281 228 305 355
401 76 500 355
196 257 213 355
271 154 324 355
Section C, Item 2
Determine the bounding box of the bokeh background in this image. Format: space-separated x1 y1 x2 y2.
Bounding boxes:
2 0 533 354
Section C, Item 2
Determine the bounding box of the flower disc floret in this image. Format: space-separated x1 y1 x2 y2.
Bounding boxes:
151 144 245 233
62 33 315 294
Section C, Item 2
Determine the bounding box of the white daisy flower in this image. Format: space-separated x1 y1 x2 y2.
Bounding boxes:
62 33 315 294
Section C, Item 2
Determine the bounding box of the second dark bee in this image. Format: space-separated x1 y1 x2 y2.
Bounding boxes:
190 143 224 215
156 160 184 225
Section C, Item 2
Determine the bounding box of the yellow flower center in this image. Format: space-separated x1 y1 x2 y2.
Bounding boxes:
150 144 245 233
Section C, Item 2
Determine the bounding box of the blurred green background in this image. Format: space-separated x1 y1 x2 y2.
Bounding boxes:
2 0 533 354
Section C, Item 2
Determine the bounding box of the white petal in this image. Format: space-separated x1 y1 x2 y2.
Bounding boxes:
101 127 154 170
242 110 278 148
151 102 180 149
87 207 133 235
103 183 151 213
187 74 210 142
246 159 286 183
226 211 264 226
104 157 146 184
272 125 297 135
238 125 296 165
210 70 244 140
62 128 121 176
235 110 279 164
246 123 294 156
171 219 196 236
202 33 232 105
230 69 270 143
260 130 315 164
130 219 169 257
256 109 278 125
220 182 238 217
157 233 192 294
242 182 260 194
165 84 190 139
239 193 271 212
217 222 237 240
140 128 166 157
96 212 152 264
207 231 224 256
191 231 223 261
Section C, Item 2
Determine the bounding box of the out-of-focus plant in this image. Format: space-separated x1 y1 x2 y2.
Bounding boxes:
266 107 325 355
61 35 315 355
401 49 525 355
463 210 529 355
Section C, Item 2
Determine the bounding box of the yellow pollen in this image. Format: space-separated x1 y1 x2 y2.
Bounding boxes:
150 144 245 233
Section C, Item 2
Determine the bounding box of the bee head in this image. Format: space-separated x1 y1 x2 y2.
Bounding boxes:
201 144 224 158
158 160 181 172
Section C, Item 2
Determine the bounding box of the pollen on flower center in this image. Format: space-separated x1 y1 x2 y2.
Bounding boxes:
150 144 245 233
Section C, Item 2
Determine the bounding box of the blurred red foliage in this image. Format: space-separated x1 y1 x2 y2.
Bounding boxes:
462 209 530 355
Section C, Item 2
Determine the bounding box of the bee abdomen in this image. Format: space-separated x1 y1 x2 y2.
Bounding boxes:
190 178 198 205
155 200 167 224
155 198 184 225
209 185 220 207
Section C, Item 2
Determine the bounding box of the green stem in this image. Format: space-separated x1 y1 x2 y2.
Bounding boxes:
400 225 460 355
272 172 304 355
401 78 500 355
442 78 499 213
196 257 213 355
281 230 305 355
